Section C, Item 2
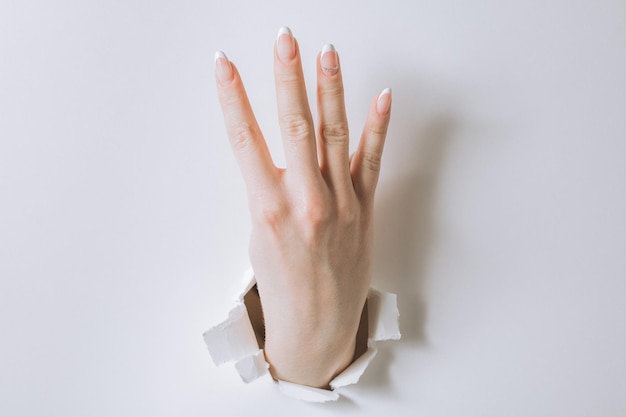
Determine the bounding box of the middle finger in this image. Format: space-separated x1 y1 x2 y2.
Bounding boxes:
316 43 351 192
274 27 320 182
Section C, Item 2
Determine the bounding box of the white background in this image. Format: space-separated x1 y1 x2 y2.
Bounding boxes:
1 0 625 416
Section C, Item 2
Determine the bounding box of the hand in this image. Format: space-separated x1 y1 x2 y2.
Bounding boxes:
214 27 391 388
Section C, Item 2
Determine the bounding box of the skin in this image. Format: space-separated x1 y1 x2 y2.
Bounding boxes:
214 28 391 389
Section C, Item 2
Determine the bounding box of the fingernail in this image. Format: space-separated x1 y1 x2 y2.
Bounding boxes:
321 44 339 75
276 26 295 62
214 50 234 85
377 88 392 115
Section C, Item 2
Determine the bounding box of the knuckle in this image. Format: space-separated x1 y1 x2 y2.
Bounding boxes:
281 113 313 141
368 123 388 136
320 84 344 99
321 122 349 145
297 195 332 244
253 199 288 230
223 90 246 108
277 71 301 86
337 199 359 224
229 122 257 152
358 151 382 172
302 196 330 224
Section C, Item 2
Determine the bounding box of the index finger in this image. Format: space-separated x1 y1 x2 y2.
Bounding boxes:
215 51 276 190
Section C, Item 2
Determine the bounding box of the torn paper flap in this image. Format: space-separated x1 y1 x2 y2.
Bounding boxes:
235 350 269 383
330 340 378 389
203 302 259 365
367 288 401 341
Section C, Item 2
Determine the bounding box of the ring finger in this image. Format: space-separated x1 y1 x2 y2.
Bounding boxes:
316 43 351 192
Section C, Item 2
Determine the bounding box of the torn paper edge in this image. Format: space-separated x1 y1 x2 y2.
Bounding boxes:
235 349 269 383
203 268 401 402
202 269 258 365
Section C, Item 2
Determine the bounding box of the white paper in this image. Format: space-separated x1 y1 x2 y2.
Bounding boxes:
235 350 269 383
203 269 401 402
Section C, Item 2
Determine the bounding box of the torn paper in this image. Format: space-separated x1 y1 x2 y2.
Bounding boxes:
203 268 401 402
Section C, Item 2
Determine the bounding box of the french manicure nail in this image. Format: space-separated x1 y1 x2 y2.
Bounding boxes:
276 26 295 62
377 88 392 115
321 43 339 75
214 50 234 85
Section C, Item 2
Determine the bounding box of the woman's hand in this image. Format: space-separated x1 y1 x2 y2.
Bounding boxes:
214 27 391 388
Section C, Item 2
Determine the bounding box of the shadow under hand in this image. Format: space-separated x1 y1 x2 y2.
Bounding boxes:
359 76 457 391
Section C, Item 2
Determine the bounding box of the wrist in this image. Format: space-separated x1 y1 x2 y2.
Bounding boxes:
264 323 358 388
251 273 370 388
